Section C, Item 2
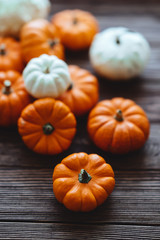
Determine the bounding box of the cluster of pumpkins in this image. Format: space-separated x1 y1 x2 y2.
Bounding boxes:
0 7 151 212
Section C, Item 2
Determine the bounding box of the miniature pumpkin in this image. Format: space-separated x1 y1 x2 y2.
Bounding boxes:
23 54 71 98
89 27 150 80
0 0 50 37
0 71 31 126
0 37 24 72
52 10 99 50
18 98 76 155
88 97 150 154
20 19 64 63
58 65 99 116
53 152 115 212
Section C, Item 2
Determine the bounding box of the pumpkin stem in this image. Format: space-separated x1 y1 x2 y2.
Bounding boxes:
44 67 50 74
116 37 120 45
43 123 54 135
67 83 73 91
48 38 59 48
114 109 124 122
79 169 92 183
3 80 12 94
73 17 78 24
0 44 6 55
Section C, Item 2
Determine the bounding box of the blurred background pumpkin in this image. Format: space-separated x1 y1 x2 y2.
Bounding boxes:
0 0 50 38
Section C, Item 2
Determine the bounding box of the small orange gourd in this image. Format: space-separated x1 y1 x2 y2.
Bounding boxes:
52 10 99 50
53 152 115 212
0 71 31 126
58 65 99 116
88 97 150 154
18 98 76 155
20 19 64 63
0 37 24 72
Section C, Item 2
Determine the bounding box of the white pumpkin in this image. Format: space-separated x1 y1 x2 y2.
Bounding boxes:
0 0 50 37
23 54 71 98
89 27 150 80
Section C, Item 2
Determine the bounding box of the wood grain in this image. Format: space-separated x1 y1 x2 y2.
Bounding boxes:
0 169 160 225
1 0 160 239
0 222 160 240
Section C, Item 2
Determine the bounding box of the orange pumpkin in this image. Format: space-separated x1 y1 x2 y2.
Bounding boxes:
52 10 99 50
18 98 76 155
0 37 24 72
58 65 99 116
0 71 31 126
20 19 64 63
53 152 115 212
88 97 150 154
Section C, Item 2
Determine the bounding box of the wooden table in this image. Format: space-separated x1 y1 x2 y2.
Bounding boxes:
1 0 160 239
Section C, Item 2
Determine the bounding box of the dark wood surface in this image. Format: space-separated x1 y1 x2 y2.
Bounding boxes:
1 0 160 239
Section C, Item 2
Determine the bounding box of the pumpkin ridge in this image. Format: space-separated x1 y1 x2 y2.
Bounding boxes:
20 114 43 126
54 112 76 129
92 119 116 140
88 118 111 138
33 135 47 152
76 86 96 101
89 180 108 203
73 88 92 104
10 93 24 121
55 128 76 141
53 163 76 180
23 132 42 150
52 132 64 152
33 104 47 122
124 112 147 118
46 100 56 121
126 120 146 139
18 119 42 136
126 115 149 139
53 178 76 203
124 122 132 152
61 163 78 174
81 187 97 211
54 130 72 144
86 185 98 206
89 112 113 118
109 124 119 152
62 184 82 210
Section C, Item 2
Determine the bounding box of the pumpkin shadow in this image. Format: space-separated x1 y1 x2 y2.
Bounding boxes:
50 194 115 225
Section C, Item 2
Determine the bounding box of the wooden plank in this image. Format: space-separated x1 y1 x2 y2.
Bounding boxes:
0 169 160 224
0 222 160 240
50 1 160 16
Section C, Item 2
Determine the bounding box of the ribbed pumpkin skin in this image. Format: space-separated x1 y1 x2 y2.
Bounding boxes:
58 65 99 116
18 98 77 155
0 71 31 126
52 10 99 50
23 54 71 99
0 37 24 72
20 19 64 63
88 97 150 154
53 152 115 212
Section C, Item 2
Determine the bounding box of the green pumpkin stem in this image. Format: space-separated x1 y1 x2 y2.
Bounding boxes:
0 44 6 55
43 123 54 135
3 80 12 94
114 109 124 122
78 169 92 183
